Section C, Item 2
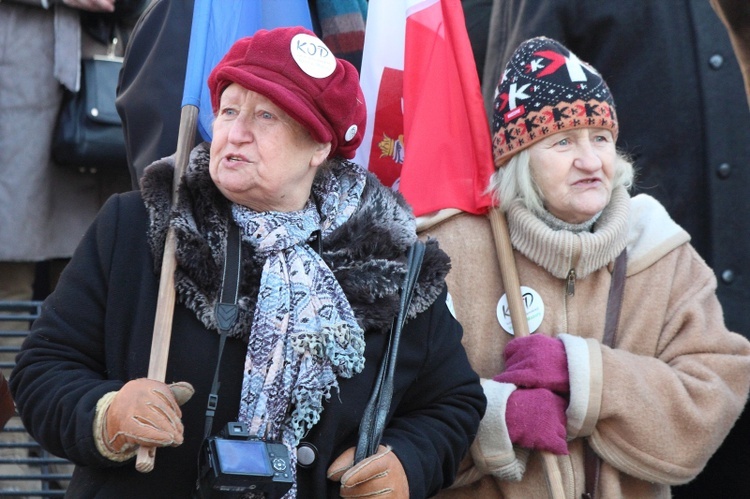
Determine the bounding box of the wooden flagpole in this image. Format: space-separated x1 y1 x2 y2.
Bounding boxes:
489 207 566 499
134 0 212 473
134 106 199 473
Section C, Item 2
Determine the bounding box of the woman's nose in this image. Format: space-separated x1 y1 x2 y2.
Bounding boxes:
227 114 254 143
572 142 603 171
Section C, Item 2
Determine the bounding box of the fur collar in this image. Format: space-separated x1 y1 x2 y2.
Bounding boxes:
140 143 450 341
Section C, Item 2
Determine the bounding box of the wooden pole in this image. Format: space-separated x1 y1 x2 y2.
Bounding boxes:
135 105 199 473
488 207 566 499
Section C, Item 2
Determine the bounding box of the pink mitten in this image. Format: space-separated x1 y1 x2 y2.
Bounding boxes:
505 388 568 455
493 334 569 394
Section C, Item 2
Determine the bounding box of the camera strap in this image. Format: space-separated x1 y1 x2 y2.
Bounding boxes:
203 223 242 440
202 223 324 440
354 240 425 463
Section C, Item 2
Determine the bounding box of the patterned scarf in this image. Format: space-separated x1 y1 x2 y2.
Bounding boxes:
231 161 367 498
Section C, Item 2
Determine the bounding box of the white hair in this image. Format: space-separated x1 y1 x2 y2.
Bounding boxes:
488 149 635 215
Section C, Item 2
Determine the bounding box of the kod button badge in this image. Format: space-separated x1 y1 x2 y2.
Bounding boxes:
496 286 545 335
291 33 336 79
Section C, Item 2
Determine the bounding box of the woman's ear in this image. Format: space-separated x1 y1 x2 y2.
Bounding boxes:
311 142 332 168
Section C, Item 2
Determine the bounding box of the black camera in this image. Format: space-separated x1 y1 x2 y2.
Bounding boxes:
196 422 293 499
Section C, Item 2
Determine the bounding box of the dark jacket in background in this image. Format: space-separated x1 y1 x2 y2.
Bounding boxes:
115 0 197 189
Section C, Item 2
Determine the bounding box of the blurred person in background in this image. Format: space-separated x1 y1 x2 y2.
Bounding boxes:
0 0 144 494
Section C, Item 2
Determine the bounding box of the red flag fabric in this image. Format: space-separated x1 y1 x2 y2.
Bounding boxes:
355 0 495 216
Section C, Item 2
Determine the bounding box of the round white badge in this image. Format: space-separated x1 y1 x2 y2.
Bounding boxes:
445 291 457 320
290 33 336 79
496 286 544 335
344 125 358 142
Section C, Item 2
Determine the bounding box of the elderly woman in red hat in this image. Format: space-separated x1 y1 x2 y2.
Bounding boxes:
425 37 750 499
9 27 484 498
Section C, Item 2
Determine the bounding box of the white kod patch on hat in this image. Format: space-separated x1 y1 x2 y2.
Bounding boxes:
291 33 336 79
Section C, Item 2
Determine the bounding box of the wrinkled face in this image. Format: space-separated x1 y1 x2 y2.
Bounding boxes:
528 127 616 224
209 83 331 212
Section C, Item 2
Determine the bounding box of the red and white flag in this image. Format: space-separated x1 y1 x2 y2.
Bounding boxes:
355 0 495 216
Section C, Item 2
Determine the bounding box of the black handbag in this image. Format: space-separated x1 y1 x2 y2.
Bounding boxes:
52 54 128 173
354 240 426 463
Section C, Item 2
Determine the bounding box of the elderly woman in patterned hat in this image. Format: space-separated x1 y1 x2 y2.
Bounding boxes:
430 37 750 499
10 27 485 498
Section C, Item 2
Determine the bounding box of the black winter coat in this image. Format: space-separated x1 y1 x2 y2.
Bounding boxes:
10 148 485 498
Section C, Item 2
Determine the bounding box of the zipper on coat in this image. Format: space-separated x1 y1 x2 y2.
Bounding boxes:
566 268 576 295
565 242 582 296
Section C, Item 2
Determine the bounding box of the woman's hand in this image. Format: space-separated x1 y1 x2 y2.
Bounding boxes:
494 334 570 394
61 0 116 13
327 445 409 498
504 387 568 455
97 379 194 457
494 334 570 454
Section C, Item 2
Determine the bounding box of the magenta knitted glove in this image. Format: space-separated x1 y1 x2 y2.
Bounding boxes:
505 388 568 455
493 334 569 395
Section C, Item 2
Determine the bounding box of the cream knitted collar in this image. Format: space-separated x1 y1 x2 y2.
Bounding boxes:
507 187 630 280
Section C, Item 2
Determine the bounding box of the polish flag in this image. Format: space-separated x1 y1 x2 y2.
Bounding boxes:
355 0 495 216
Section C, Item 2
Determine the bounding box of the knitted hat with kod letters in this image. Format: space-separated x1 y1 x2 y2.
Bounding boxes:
208 26 366 159
491 37 618 167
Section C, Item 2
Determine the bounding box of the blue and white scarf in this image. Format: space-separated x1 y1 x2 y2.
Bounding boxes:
231 161 367 498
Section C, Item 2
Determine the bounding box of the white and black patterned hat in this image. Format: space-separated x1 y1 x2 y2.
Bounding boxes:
491 36 618 167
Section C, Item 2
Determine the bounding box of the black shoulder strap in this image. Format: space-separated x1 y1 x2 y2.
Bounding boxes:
354 240 426 463
203 224 242 439
584 247 627 499
602 248 627 348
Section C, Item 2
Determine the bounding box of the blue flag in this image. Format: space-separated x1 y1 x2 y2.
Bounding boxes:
184 0 314 142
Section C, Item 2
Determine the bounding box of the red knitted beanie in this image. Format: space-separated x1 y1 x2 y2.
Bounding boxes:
491 37 618 167
208 27 366 159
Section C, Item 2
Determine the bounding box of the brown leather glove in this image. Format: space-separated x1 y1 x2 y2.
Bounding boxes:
95 378 194 460
327 445 409 498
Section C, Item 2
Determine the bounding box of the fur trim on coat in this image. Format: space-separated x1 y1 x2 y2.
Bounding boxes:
140 143 450 341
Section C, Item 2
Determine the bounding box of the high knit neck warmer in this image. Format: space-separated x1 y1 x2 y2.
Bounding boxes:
506 186 630 280
537 209 602 233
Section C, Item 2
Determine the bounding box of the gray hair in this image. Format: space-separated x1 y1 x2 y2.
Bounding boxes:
487 149 635 215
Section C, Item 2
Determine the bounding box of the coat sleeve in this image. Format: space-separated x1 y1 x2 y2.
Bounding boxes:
380 287 486 498
587 245 750 484
9 194 138 467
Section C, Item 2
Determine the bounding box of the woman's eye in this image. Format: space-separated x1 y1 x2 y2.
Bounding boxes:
259 111 274 120
556 138 569 146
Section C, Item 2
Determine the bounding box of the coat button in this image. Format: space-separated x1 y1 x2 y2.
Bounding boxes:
709 54 724 70
721 269 735 284
297 443 318 468
717 163 732 179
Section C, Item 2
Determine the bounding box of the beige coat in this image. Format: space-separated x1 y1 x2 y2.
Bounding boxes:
419 188 750 498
